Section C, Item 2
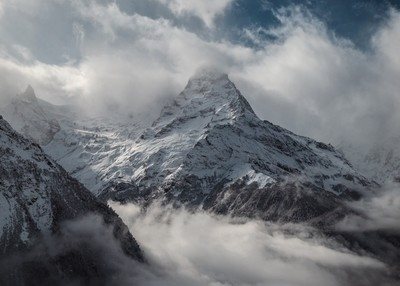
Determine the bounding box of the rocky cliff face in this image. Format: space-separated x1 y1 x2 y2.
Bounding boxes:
0 115 143 285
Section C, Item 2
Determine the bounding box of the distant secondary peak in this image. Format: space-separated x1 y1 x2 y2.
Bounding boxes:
17 85 37 103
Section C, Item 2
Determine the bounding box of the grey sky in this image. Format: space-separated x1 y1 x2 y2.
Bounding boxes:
0 0 399 151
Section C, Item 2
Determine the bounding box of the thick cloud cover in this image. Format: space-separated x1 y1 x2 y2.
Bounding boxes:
234 7 400 151
0 1 399 151
2 200 398 285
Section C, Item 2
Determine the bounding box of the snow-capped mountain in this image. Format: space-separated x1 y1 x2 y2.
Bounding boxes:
0 115 143 284
99 69 376 222
341 137 400 184
2 85 60 145
8 69 373 223
120 69 371 194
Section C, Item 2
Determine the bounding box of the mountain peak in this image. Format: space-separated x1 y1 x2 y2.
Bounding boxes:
189 66 229 82
17 84 37 103
3 85 60 145
185 67 231 95
151 69 256 131
182 69 255 115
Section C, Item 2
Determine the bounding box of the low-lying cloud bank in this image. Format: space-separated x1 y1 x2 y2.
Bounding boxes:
108 201 397 286
337 183 400 233
2 190 399 285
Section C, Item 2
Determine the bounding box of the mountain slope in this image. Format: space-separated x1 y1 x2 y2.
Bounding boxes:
16 69 371 224
98 69 374 222
0 115 143 284
145 70 368 191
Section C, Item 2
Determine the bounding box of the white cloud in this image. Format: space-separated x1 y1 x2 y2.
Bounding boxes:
0 52 85 105
0 1 399 157
2 201 395 285
372 9 400 70
337 183 400 232
109 202 392 286
54 0 253 115
156 0 233 28
229 7 400 151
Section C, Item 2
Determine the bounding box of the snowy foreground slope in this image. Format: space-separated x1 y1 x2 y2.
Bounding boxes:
0 115 143 284
6 69 378 224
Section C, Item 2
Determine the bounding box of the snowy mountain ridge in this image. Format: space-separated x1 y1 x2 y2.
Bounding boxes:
5 70 376 222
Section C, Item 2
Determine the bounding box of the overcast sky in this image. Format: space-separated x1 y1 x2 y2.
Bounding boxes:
0 0 400 150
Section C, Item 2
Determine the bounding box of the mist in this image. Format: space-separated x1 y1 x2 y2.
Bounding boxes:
0 214 143 286
1 193 399 286
337 183 400 233
106 201 397 286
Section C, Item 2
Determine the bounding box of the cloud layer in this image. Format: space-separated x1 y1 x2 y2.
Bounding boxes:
109 202 397 286
0 1 399 154
2 200 398 285
155 0 233 28
337 183 400 232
